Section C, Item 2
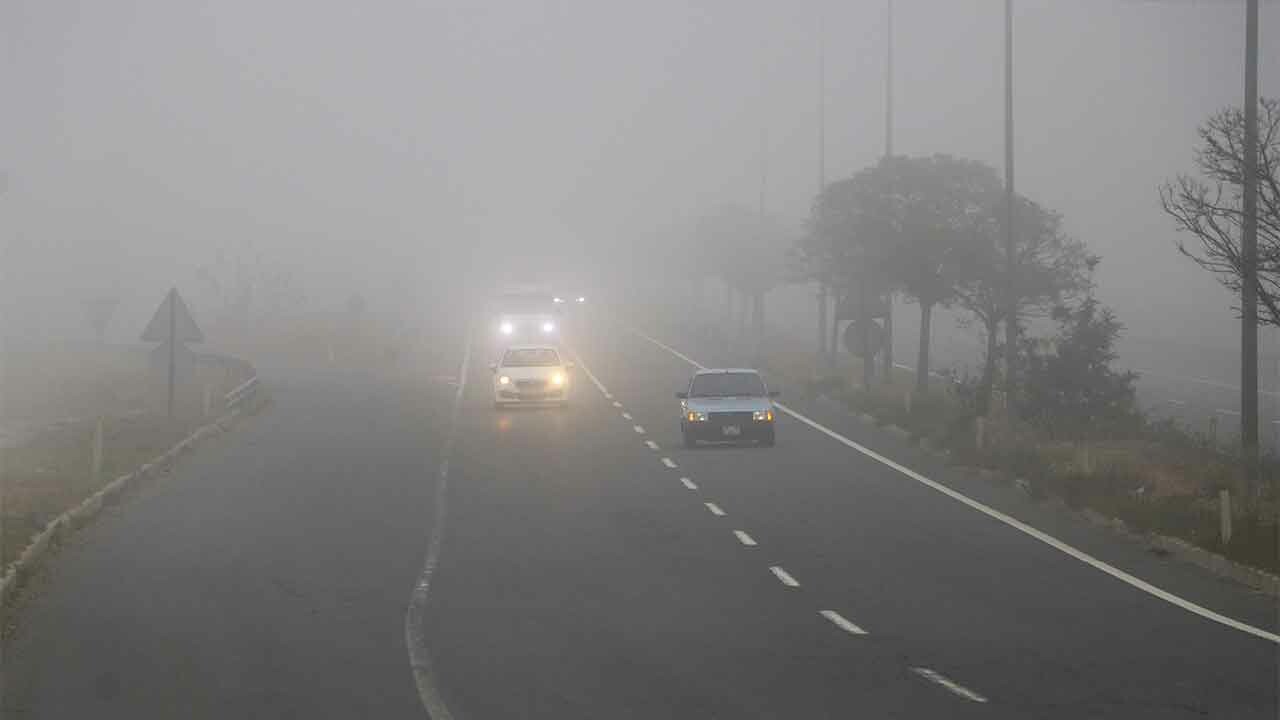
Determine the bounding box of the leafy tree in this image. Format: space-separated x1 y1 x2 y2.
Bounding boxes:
1160 97 1280 327
952 194 1093 415
1017 297 1139 441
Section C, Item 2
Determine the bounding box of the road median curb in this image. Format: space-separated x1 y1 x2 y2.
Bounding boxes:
816 397 1280 599
0 378 266 612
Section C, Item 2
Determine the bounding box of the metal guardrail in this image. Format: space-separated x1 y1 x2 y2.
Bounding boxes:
224 375 260 411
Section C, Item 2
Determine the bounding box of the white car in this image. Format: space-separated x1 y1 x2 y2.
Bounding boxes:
491 345 574 407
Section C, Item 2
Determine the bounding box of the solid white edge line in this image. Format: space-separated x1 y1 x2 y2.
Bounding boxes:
630 327 1280 645
910 667 988 703
820 610 868 636
705 502 725 516
680 477 698 490
769 565 800 587
645 440 659 450
733 530 757 546
568 348 611 398
661 457 678 468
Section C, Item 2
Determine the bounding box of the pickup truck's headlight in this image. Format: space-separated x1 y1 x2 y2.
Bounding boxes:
686 411 708 423
499 322 514 335
551 372 566 386
753 409 774 422
498 375 511 385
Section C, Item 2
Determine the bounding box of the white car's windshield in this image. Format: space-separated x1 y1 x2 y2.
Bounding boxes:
502 348 561 367
689 372 766 398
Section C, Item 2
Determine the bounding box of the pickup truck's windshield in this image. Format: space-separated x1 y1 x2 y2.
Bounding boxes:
689 372 766 398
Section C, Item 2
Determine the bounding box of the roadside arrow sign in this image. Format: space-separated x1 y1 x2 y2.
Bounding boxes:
141 288 203 343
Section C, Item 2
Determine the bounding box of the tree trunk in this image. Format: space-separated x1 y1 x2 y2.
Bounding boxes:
859 286 873 390
817 283 829 365
882 293 894 380
915 302 932 397
978 318 998 416
829 291 842 367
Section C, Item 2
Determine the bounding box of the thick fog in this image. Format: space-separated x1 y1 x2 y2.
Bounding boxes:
2 1 1276 351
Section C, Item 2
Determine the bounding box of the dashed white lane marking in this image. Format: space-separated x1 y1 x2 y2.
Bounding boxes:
661 457 678 469
733 530 757 546
820 610 868 636
623 412 633 420
633 425 646 434
769 565 800 587
704 502 725 516
644 440 659 450
612 401 623 408
604 392 614 400
680 477 698 490
910 668 988 703
630 328 1280 645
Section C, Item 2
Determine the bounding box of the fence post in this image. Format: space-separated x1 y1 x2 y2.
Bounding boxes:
1219 488 1233 546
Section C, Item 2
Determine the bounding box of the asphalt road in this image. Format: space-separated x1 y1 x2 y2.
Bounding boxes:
4 314 1278 718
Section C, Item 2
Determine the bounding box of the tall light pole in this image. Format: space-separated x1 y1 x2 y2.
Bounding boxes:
882 0 895 382
1241 0 1260 482
1002 0 1018 412
817 26 830 364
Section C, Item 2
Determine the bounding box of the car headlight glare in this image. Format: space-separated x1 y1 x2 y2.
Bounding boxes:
551 373 566 386
499 322 514 335
687 411 708 423
541 321 555 333
576 296 585 303
753 409 774 422
498 375 511 385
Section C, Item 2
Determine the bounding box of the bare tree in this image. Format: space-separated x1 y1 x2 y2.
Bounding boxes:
1160 98 1280 328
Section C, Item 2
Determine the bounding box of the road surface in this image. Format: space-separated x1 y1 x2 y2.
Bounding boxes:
3 313 1276 718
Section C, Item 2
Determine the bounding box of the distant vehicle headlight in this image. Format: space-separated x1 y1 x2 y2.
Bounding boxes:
499 322 514 335
553 297 565 303
687 410 708 423
753 409 774 422
541 321 555 333
551 372 566 386
498 375 511 385
576 296 585 303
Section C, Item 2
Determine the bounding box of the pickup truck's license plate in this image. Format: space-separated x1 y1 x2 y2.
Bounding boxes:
722 425 742 437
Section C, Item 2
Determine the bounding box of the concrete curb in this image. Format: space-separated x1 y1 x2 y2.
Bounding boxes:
0 394 261 609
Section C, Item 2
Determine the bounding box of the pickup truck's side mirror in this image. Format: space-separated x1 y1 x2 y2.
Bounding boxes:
675 391 688 399
768 390 781 398
489 363 498 373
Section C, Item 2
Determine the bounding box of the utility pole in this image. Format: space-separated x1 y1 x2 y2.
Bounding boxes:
1002 0 1018 414
1241 0 1260 484
882 0 895 383
817 27 830 364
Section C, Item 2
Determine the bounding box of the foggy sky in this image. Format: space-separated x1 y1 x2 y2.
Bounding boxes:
2 0 1276 346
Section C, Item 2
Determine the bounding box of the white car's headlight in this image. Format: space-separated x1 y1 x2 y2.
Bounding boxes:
753 409 774 422
551 372 566 386
499 322 514 335
541 321 555 333
686 410 708 422
498 375 511 385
